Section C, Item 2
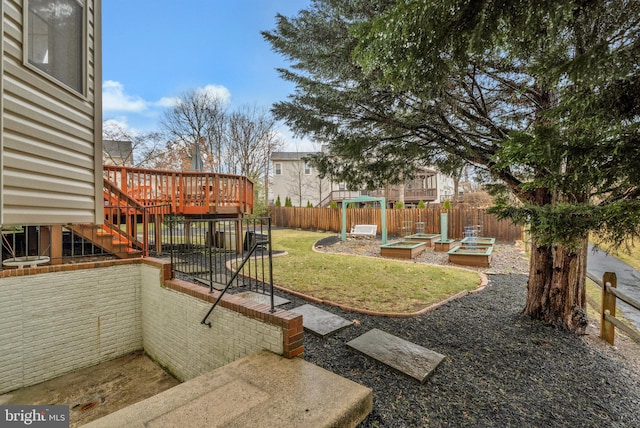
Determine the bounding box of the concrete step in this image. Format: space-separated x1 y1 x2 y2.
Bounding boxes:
235 291 291 307
84 350 372 428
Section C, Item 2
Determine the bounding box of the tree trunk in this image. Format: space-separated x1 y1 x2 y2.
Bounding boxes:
525 236 588 333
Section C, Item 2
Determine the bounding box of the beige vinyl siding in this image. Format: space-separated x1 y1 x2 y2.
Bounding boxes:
1 0 102 226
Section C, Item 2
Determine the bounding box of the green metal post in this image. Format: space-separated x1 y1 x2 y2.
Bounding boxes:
341 201 347 241
441 213 448 241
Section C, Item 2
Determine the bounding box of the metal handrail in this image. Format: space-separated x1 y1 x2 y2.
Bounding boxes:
201 234 274 328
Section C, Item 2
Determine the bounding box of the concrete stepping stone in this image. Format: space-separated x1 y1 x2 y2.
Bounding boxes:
236 291 290 307
346 328 445 383
290 304 353 337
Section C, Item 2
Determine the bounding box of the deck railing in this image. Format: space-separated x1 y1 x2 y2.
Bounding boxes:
362 188 437 202
104 165 254 216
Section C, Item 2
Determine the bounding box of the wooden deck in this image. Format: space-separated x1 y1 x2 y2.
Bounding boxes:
104 165 254 216
0 167 255 265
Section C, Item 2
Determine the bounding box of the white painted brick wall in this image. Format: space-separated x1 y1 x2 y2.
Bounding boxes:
140 265 283 381
0 266 143 394
0 262 284 394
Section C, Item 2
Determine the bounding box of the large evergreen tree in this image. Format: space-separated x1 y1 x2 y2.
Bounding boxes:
264 0 640 332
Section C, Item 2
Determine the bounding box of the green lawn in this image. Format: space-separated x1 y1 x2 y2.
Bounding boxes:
262 229 482 314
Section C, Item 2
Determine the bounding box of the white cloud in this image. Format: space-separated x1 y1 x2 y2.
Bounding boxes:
156 96 180 108
101 81 234 132
196 84 232 105
102 118 146 138
103 117 129 129
103 80 147 112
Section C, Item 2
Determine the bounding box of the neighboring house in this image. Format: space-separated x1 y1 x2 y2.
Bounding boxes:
103 139 134 166
271 151 333 207
271 151 455 207
363 168 456 207
1 0 103 226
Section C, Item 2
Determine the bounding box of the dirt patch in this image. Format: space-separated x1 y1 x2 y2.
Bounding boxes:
0 351 180 427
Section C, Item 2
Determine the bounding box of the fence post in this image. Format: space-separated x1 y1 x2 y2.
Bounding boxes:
600 272 617 345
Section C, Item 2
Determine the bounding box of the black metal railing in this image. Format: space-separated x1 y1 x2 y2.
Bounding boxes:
201 231 274 327
166 217 274 309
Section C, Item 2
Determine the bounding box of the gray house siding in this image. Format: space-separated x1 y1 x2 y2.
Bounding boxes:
1 0 102 226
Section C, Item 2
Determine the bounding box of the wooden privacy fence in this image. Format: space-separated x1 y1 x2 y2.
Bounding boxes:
588 272 640 346
270 207 523 242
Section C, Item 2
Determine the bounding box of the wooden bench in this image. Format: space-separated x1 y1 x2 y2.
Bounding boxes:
349 224 377 238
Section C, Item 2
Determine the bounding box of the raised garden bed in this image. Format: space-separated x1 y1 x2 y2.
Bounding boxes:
404 233 441 247
380 241 427 259
460 237 496 247
434 239 456 252
447 245 493 267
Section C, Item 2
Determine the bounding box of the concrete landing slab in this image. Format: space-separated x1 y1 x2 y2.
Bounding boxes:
193 274 251 291
347 328 445 383
174 264 211 275
290 304 353 337
0 351 180 427
193 277 224 291
236 291 290 307
85 351 372 428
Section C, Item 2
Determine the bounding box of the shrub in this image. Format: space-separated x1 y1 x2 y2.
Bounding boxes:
329 201 338 209
275 195 281 207
394 201 405 209
306 201 313 207
417 200 426 209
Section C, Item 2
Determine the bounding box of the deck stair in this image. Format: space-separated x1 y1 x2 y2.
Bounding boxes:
69 177 150 259
68 223 143 259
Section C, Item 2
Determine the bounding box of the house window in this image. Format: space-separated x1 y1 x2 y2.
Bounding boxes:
27 0 85 93
338 183 346 191
274 163 282 175
304 163 311 175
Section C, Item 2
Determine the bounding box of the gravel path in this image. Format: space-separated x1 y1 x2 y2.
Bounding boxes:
271 236 640 427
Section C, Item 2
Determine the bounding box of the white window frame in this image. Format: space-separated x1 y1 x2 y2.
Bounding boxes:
274 162 282 175
304 162 311 175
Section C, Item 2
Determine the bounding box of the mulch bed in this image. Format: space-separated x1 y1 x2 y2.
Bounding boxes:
175 233 640 426
273 274 640 427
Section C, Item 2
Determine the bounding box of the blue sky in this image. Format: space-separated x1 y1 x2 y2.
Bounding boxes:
102 1 314 150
